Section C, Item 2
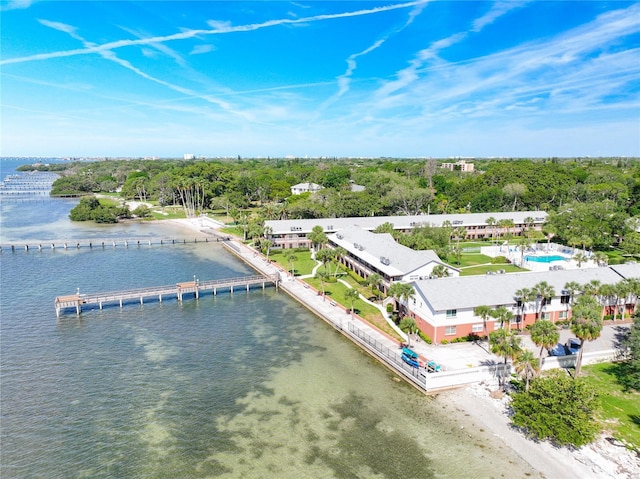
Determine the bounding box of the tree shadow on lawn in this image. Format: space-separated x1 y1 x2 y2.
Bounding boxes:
601 362 639 393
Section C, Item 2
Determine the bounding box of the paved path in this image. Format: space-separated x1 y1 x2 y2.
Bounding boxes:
222 237 630 374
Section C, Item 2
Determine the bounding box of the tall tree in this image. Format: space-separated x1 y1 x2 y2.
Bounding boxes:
529 320 560 370
514 287 535 329
287 252 298 277
532 281 555 320
489 329 522 388
315 270 329 299
491 306 514 330
513 350 539 391
344 288 360 317
366 273 382 300
474 305 493 340
570 295 603 376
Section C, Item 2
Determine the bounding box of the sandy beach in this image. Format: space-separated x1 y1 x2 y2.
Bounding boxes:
161 216 640 479
441 381 639 479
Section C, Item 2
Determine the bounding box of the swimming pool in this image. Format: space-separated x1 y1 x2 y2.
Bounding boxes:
525 254 567 263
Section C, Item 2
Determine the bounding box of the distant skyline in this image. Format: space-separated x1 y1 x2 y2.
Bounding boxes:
1 1 639 158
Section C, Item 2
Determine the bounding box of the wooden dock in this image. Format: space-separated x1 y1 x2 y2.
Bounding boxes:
54 273 280 317
1 236 227 253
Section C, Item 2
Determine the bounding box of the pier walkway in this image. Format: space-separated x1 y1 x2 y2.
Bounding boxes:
1 235 226 252
55 273 279 317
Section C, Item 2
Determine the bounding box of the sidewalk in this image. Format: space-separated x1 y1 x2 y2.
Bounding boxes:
221 237 629 375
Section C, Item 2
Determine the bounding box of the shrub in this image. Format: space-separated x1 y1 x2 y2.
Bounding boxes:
417 330 432 344
440 339 449 345
511 370 600 447
491 256 509 264
386 303 394 313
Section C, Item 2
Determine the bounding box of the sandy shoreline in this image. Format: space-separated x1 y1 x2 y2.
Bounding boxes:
441 382 640 479
156 217 640 479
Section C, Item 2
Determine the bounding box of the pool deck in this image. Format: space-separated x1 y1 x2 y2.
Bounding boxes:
480 243 598 272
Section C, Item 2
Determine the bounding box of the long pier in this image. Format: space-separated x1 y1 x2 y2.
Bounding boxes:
1 236 228 253
55 273 280 317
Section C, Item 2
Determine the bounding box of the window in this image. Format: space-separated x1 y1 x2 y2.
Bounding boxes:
472 324 483 333
446 309 457 318
445 326 456 336
542 312 551 320
559 311 568 319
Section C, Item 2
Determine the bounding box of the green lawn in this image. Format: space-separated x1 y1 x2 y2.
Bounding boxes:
268 249 317 276
457 252 494 266
304 275 400 339
582 362 640 451
460 264 526 276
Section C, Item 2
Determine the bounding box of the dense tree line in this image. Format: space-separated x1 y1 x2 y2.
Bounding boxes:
43 157 639 251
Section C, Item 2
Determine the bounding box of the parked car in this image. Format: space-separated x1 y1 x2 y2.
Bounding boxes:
564 338 582 355
548 343 567 356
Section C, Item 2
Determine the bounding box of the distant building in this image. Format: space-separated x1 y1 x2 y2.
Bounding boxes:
183 153 195 160
264 211 547 249
349 180 366 192
290 182 323 195
441 160 474 172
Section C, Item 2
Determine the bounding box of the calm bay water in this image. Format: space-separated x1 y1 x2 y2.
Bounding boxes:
0 159 537 478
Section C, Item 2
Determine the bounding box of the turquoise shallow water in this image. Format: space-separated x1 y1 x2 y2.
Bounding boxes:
0 159 538 479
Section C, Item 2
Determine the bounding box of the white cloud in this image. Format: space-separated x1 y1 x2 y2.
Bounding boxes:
472 1 530 32
206 20 233 30
1 0 34 11
190 44 215 55
2 1 428 65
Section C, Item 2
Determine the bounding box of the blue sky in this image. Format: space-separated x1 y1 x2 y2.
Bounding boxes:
1 0 639 158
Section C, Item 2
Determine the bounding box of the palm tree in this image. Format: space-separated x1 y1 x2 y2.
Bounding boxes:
315 248 333 271
387 282 405 316
621 278 640 319
332 247 347 277
489 329 522 388
366 273 382 300
287 252 298 277
532 281 555 320
399 283 416 319
542 223 556 252
474 305 493 341
261 239 273 262
388 282 413 318
431 264 450 278
398 317 417 346
491 305 514 331
570 295 603 376
563 281 582 306
307 225 327 252
514 287 535 329
529 319 559 369
582 279 602 299
344 288 360 317
486 216 496 245
573 251 588 268
598 283 617 321
592 251 608 267
315 270 329 299
513 350 539 391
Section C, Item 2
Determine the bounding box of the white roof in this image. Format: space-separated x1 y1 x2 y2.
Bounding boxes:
413 265 638 312
266 211 547 234
328 227 447 277
291 182 323 190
